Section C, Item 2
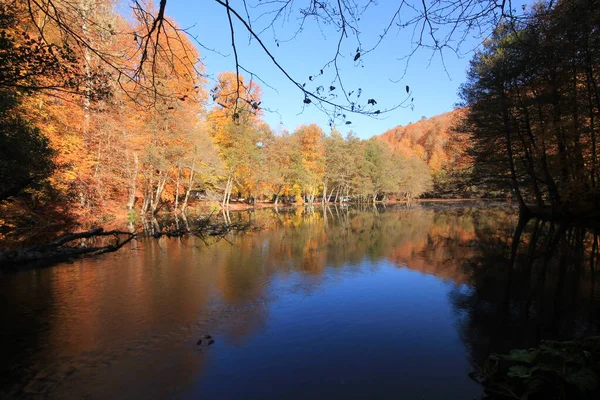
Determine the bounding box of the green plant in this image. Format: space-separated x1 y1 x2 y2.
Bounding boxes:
472 337 600 399
126 210 138 224
100 213 116 224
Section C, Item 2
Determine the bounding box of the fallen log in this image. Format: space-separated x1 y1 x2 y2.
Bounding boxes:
146 213 259 239
49 228 104 246
0 228 136 267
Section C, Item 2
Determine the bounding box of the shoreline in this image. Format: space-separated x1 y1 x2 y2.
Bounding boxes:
0 198 514 251
216 197 511 211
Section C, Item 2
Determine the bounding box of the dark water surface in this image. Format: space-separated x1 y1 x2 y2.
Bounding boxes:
1 202 599 399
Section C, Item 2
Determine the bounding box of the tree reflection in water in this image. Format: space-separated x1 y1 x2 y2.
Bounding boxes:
142 203 600 363
2 202 599 399
451 214 600 373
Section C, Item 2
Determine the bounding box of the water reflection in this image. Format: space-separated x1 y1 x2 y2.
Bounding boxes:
452 214 600 372
0 203 598 399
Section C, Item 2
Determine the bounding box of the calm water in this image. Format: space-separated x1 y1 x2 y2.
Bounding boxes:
1 202 599 399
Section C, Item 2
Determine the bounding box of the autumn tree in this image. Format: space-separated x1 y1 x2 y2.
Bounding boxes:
0 92 55 202
294 124 326 203
460 0 600 214
0 1 109 204
263 131 304 204
323 128 357 204
138 67 207 213
395 155 433 201
0 1 110 97
177 129 223 213
207 72 266 207
358 139 397 203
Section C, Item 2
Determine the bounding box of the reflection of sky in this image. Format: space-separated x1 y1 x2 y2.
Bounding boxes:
190 261 480 399
2 205 597 398
0 206 510 399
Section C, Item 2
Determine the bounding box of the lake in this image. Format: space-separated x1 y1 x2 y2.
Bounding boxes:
1 202 599 399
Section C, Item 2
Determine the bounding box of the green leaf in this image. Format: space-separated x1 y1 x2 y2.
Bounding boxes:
507 365 534 378
564 368 598 392
535 363 563 373
503 349 538 363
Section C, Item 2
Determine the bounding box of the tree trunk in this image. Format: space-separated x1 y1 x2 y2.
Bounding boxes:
126 152 139 210
584 45 599 188
182 163 195 213
327 186 335 203
80 0 92 142
514 86 544 207
226 178 233 207
500 85 527 211
550 70 569 189
151 170 168 214
174 167 181 213
531 85 562 206
274 184 282 205
222 175 232 209
141 167 153 214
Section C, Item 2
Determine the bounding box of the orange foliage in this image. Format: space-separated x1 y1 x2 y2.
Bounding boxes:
294 124 325 188
2 2 211 229
378 109 469 174
208 72 263 148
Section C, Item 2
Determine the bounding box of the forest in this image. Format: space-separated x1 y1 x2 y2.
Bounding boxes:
1 0 599 246
459 0 600 217
0 0 443 245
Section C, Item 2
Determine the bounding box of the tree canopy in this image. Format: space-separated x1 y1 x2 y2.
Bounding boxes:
459 0 600 213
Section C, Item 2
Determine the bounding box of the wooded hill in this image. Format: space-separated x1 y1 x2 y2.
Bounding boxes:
377 109 482 198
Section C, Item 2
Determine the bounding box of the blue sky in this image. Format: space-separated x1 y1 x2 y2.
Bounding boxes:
165 1 485 139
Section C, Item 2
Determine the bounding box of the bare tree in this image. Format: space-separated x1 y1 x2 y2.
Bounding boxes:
19 0 522 119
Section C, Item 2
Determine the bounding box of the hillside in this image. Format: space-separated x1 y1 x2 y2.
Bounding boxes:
378 109 467 172
377 109 474 197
